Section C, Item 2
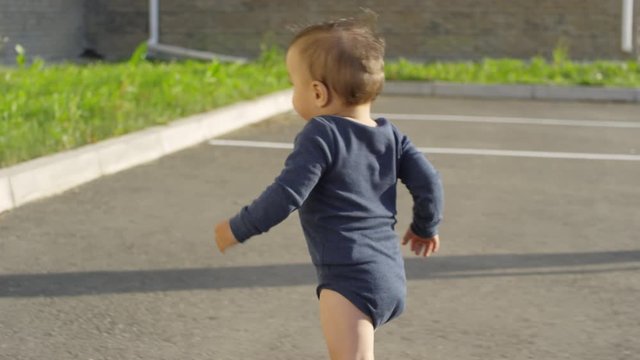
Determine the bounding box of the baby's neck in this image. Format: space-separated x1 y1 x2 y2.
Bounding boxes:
330 103 375 126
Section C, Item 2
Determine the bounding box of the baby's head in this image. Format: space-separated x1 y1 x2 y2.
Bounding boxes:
286 16 385 120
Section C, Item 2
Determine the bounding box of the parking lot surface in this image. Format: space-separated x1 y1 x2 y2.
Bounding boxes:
1 95 639 359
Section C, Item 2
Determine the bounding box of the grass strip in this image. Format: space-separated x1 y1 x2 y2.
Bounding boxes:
0 47 288 167
1 45 638 167
385 47 640 87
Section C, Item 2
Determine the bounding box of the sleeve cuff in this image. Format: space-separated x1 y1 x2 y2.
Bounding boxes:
229 213 252 243
410 222 438 239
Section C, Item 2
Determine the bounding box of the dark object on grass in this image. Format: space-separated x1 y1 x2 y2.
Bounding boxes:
79 48 104 60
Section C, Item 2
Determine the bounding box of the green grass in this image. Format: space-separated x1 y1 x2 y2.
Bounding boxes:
385 47 640 87
1 44 639 168
0 46 288 167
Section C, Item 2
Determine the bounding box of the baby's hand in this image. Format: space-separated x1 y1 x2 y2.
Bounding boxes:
402 228 440 257
214 220 239 253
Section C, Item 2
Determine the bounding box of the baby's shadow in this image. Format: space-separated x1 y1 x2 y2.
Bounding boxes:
1 250 638 298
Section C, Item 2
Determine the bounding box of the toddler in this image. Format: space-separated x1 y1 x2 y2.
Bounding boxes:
215 16 444 360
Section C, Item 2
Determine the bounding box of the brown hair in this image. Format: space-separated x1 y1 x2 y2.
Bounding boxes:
289 14 385 106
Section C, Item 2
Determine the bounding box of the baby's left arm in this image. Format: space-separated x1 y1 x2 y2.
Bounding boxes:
402 228 439 257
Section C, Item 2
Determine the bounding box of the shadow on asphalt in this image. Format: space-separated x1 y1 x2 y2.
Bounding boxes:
1 250 639 298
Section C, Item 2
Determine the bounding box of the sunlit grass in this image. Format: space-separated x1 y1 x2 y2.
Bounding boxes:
0 46 288 167
2 43 638 168
385 47 640 87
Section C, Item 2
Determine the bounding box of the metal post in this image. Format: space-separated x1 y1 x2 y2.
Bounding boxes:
145 0 247 62
622 0 634 52
149 0 159 45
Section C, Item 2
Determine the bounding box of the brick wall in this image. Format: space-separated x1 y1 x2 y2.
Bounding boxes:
83 0 148 61
84 0 640 62
0 0 85 64
2 0 639 64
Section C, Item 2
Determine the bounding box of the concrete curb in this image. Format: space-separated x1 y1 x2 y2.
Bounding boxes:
2 82 636 215
0 89 293 214
383 81 640 103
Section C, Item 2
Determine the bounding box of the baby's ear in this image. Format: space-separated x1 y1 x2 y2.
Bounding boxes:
311 80 331 107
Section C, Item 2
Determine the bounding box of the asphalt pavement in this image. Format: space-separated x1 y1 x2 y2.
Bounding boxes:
1 95 639 360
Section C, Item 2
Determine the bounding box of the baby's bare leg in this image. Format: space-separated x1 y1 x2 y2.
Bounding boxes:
319 289 375 360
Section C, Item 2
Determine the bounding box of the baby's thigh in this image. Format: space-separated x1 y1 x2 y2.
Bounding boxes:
319 289 375 360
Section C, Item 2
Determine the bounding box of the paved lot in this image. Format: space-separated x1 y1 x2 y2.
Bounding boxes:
1 95 639 360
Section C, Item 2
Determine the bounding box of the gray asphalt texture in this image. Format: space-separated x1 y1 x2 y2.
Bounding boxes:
1 96 639 360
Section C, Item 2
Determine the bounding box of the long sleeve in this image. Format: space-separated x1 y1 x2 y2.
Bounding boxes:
229 120 333 242
397 133 444 238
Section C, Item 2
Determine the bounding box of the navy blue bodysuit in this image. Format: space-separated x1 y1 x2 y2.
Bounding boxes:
229 115 444 328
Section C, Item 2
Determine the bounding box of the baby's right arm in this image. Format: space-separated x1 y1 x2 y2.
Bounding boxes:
226 120 333 244
397 132 444 243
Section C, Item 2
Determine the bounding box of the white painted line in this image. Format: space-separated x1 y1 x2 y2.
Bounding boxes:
374 113 640 129
210 139 294 149
209 139 640 161
419 147 640 161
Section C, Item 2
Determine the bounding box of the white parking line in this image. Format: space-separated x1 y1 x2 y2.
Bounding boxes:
209 139 640 161
374 113 640 129
210 139 294 150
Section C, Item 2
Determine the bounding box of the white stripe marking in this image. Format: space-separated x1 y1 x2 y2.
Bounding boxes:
209 139 640 161
374 113 640 129
210 139 294 149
